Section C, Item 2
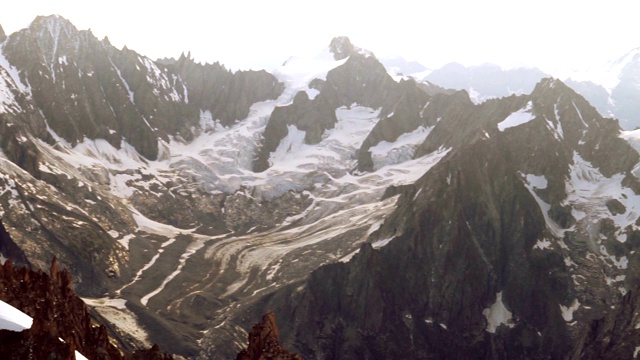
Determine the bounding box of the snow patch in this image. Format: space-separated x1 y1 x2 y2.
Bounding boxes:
339 248 360 263
560 299 580 321
372 237 394 248
110 58 135 104
525 174 548 190
498 101 535 131
483 291 514 333
533 239 552 250
118 234 135 250
131 207 196 237
0 300 33 332
369 126 432 170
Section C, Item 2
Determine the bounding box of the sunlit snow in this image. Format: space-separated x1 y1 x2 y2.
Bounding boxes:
559 298 581 321
498 101 535 131
4 41 456 325
369 126 432 170
0 300 33 332
482 292 513 333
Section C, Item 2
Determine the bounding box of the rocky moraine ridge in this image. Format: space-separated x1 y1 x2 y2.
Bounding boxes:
2 15 640 360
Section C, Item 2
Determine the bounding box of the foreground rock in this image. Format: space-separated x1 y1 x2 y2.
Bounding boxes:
236 312 302 360
0 256 173 360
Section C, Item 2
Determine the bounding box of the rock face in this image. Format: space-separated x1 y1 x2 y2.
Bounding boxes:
4 15 640 360
0 257 173 359
0 220 30 267
0 13 286 309
1 14 283 161
259 79 640 359
169 53 284 127
235 312 302 360
569 289 640 359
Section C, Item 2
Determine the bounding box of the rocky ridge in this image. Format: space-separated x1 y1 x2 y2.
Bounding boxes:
1 16 454 357
235 312 302 360
250 79 640 359
0 251 173 359
2 14 640 360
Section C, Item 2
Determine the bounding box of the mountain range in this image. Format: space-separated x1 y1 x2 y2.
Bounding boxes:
387 50 640 130
1 15 640 359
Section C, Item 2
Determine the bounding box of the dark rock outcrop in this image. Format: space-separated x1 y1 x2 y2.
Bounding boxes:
570 287 640 359
0 257 173 360
2 15 165 159
1 15 283 160
169 52 284 127
0 220 30 267
236 311 302 360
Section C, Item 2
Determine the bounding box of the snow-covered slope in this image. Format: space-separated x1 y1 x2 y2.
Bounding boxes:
0 299 32 331
5 14 640 360
0 18 455 356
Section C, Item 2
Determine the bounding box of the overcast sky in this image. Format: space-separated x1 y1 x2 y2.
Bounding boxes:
1 1 638 74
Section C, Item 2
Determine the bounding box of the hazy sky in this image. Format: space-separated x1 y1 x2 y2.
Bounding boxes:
1 1 638 73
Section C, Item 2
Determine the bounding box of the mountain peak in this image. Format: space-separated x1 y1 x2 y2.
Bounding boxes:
0 24 6 42
530 77 578 101
329 36 354 60
29 14 78 35
533 76 562 91
328 36 375 61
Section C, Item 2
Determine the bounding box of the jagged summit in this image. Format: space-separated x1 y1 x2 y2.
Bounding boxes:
328 36 374 61
4 14 640 360
329 36 354 60
30 14 76 29
26 14 82 54
236 312 302 360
